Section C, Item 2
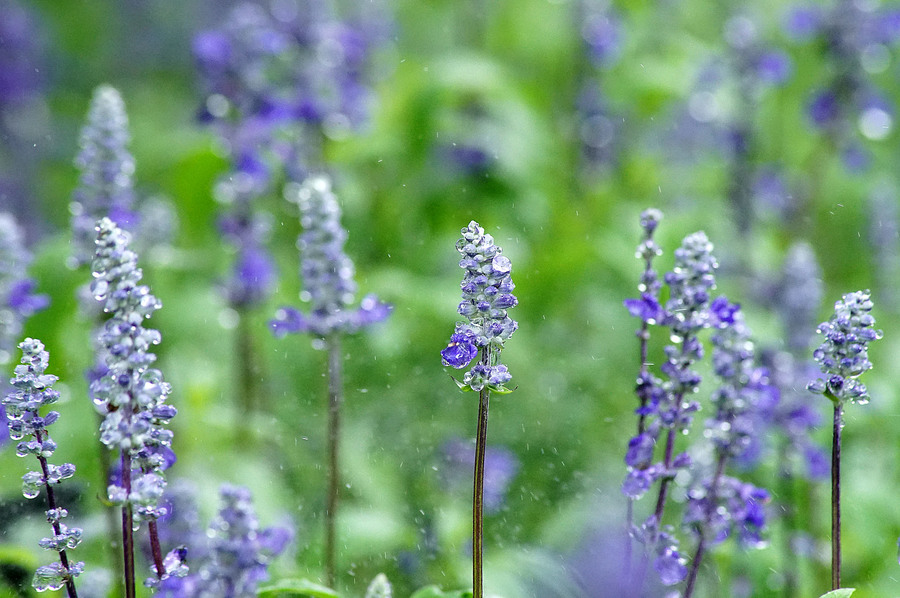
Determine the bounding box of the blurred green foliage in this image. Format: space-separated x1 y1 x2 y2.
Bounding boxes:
3 0 900 597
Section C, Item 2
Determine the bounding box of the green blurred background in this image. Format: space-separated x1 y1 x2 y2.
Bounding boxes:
2 0 900 596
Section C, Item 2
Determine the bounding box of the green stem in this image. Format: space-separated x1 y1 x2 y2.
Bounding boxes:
831 401 842 590
683 452 728 597
97 414 123 594
325 333 342 589
235 306 257 442
121 451 135 598
35 431 79 598
778 440 798 598
473 349 491 598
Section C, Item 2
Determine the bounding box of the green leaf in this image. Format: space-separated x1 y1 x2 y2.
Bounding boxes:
818 589 856 598
256 579 339 598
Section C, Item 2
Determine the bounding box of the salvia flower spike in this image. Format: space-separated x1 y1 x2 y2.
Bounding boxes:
271 175 391 337
4 338 83 597
808 290 882 405
442 220 518 598
90 217 179 593
71 85 137 268
441 220 518 393
807 289 881 590
0 212 49 367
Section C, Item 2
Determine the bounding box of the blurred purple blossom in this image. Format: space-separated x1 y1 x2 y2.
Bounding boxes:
0 212 48 367
270 176 390 337
790 1 900 170
442 439 519 513
154 484 292 598
70 86 138 268
193 0 389 180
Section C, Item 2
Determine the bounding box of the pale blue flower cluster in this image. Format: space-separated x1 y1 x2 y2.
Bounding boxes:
154 484 292 598
271 176 390 337
71 86 137 267
808 290 882 404
441 221 518 392
3 338 84 593
0 212 48 366
90 217 177 525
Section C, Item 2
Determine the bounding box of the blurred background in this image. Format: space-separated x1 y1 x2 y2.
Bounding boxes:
2 0 900 596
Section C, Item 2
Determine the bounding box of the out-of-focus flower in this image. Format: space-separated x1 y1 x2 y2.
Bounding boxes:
154 484 292 598
442 439 519 513
270 175 391 338
0 212 48 366
71 86 138 268
789 1 900 170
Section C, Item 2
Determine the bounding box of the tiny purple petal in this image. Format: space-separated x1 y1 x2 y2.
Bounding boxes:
269 307 309 337
441 339 478 369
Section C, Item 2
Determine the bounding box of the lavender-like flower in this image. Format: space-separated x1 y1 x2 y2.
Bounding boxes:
441 221 517 598
442 439 520 513
0 212 49 366
271 175 391 337
788 1 900 170
0 212 49 447
681 300 773 596
155 485 291 598
441 221 518 392
808 290 881 404
0 0 48 236
807 289 881 590
574 2 624 177
90 217 178 593
622 219 719 588
193 1 387 180
70 86 138 268
269 175 387 587
4 338 83 596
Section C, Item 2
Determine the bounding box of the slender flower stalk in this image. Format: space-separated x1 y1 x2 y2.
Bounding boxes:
70 86 144 591
441 221 518 598
4 338 83 597
622 225 718 590
807 290 881 590
621 209 664 575
682 300 771 596
325 331 341 585
270 175 390 588
90 217 182 595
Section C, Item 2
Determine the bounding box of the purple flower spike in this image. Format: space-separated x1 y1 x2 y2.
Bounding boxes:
271 176 390 338
442 221 518 392
4 339 85 593
808 290 881 404
91 218 177 526
71 86 138 268
0 213 49 367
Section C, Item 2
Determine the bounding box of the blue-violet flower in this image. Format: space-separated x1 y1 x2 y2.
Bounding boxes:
90 217 177 526
808 290 882 404
271 175 390 338
441 221 518 393
4 338 84 593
